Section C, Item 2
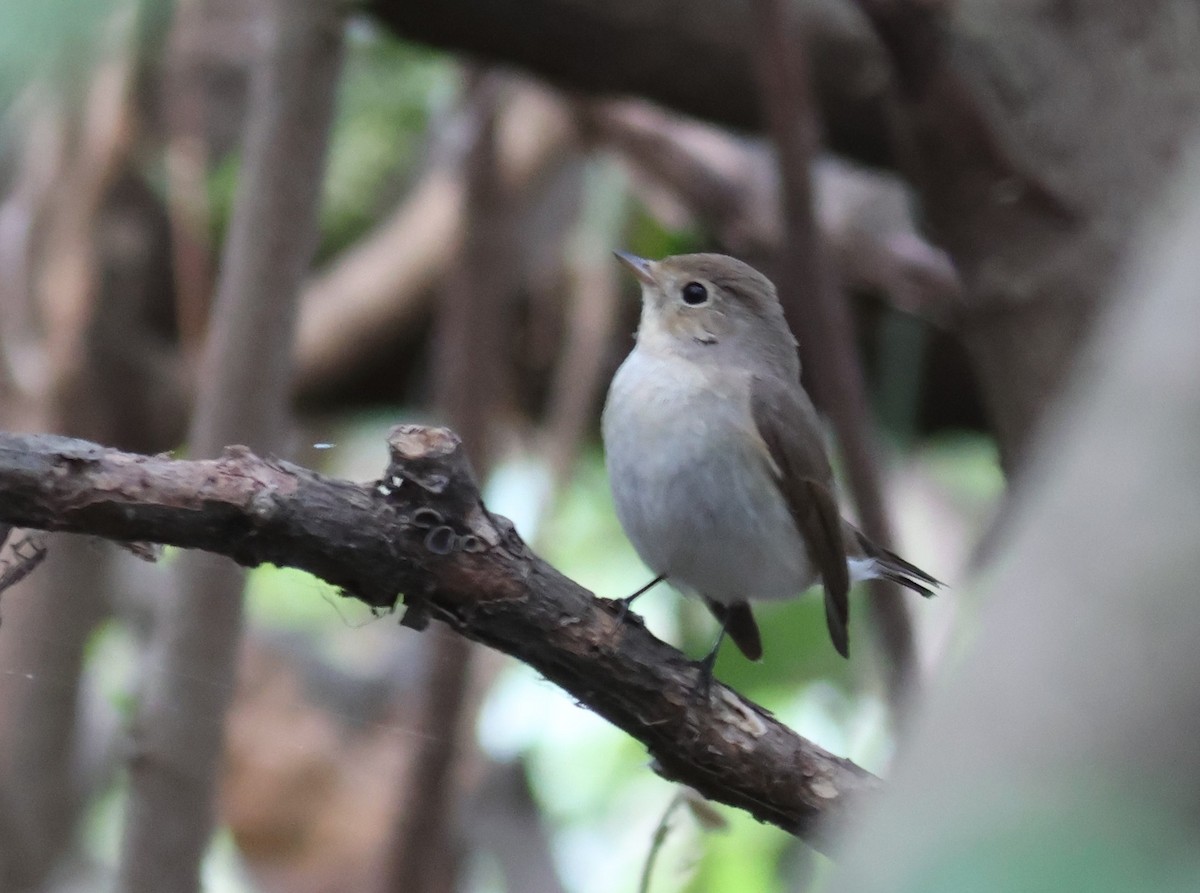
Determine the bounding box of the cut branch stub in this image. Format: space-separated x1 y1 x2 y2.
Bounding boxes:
382 424 526 630
0 428 879 845
388 424 467 494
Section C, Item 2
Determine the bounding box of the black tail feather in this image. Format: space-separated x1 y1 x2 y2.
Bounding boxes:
880 570 936 599
823 589 850 658
704 599 763 662
854 530 941 598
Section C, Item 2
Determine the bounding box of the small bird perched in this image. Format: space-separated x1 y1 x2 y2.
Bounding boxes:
602 252 938 673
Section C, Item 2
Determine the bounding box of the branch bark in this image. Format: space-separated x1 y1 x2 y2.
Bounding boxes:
0 427 879 848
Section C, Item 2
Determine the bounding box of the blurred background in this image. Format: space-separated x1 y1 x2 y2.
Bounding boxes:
1 1 1196 892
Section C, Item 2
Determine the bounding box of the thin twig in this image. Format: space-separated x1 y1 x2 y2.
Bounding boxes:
637 791 687 893
0 533 48 597
748 0 918 709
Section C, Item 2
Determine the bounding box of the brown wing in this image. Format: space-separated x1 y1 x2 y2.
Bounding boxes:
749 374 851 658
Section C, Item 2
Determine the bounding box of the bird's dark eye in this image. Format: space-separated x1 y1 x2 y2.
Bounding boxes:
681 282 708 305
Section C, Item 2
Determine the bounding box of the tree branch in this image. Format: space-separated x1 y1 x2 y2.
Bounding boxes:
370 0 895 169
0 427 878 848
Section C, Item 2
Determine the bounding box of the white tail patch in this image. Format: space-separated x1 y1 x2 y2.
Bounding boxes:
847 557 880 584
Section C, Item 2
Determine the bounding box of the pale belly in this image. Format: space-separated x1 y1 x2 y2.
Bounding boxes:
602 352 819 604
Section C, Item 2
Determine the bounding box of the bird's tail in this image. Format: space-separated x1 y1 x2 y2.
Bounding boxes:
704 599 764 661
849 528 941 598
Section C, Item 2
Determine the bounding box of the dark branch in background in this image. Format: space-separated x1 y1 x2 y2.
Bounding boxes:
849 0 1075 234
847 0 1086 471
162 0 221 358
847 0 947 98
370 0 895 169
381 69 511 893
584 99 962 318
461 760 569 893
0 532 48 596
293 79 581 402
0 429 880 848
0 24 150 888
748 0 918 706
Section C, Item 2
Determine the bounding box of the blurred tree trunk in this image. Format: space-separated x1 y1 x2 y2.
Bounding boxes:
827 138 1200 893
379 70 514 893
0 14 183 885
370 0 1200 471
116 1 344 889
849 1 1200 468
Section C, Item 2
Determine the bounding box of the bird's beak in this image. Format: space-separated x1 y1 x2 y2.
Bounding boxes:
613 251 657 286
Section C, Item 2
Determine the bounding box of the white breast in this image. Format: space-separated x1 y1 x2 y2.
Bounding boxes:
602 349 818 604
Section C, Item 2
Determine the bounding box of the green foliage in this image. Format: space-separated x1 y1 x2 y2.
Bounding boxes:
207 22 457 263
623 203 706 262
685 809 796 893
84 618 140 724
703 597 855 694
244 563 379 631
920 432 1004 509
317 20 457 260
0 0 125 107
900 790 1200 893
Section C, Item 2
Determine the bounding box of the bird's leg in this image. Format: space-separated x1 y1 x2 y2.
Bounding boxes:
611 573 665 625
693 622 728 702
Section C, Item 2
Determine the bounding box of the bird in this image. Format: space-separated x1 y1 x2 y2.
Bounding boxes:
601 251 938 677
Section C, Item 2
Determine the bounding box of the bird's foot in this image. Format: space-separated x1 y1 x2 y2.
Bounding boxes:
606 574 665 626
608 593 638 627
691 646 720 704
